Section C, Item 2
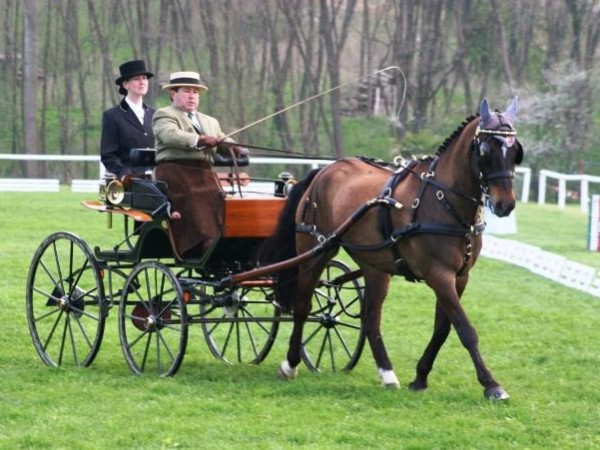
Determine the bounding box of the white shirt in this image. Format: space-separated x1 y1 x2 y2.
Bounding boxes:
126 97 145 124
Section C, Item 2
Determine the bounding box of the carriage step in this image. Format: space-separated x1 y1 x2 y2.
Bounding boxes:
94 247 137 261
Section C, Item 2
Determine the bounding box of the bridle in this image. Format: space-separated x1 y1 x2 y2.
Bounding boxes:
471 113 521 187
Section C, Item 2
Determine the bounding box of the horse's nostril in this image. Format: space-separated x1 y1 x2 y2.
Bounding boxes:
492 200 515 217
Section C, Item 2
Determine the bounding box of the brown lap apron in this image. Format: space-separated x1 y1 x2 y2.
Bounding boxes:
155 160 224 255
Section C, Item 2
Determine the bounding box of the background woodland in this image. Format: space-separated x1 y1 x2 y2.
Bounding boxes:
3 0 600 182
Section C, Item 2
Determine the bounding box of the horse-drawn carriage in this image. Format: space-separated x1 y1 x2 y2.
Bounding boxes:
25 147 365 377
26 97 522 400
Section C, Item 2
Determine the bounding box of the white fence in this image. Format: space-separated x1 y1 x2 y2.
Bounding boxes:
1 153 535 199
0 154 333 192
0 154 105 192
482 235 600 298
537 169 600 213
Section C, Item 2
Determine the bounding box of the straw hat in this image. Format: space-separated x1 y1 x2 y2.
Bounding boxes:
162 71 208 92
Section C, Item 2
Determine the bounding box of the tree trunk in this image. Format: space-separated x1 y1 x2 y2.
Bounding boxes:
23 0 38 177
318 0 358 158
490 0 515 90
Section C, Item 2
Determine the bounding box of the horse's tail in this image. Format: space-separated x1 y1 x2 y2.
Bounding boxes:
258 168 321 311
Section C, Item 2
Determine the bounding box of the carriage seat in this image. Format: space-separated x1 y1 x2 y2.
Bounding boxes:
129 145 249 168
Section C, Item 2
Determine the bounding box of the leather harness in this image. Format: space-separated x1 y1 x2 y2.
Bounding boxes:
297 156 486 282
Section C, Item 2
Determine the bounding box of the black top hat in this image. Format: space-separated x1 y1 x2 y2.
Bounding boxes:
115 60 154 95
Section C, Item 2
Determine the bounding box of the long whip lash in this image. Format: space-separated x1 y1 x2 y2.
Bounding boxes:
224 66 407 140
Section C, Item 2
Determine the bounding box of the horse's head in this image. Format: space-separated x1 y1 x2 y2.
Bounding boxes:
472 97 523 217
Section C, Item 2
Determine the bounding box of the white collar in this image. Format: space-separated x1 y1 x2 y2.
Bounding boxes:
125 97 145 123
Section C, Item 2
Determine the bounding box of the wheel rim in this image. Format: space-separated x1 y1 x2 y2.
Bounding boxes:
301 259 365 372
200 285 280 364
119 261 188 376
26 232 106 368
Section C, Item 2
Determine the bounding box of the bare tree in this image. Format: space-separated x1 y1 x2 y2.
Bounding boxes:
318 0 358 157
22 0 38 177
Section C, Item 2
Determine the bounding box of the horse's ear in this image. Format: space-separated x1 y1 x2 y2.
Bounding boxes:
505 96 518 122
479 98 492 124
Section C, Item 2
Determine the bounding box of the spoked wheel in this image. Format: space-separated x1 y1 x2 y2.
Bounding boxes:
119 261 188 376
200 284 280 364
301 259 365 372
26 232 106 368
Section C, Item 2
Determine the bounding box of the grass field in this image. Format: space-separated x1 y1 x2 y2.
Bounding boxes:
1 190 599 449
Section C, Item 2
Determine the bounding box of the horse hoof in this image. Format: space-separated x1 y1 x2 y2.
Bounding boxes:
277 360 298 380
484 386 510 401
378 369 400 389
408 380 427 392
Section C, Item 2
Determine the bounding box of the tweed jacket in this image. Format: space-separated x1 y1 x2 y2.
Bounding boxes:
100 98 155 177
153 106 226 163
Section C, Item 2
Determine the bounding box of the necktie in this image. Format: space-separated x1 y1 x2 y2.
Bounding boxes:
187 112 204 134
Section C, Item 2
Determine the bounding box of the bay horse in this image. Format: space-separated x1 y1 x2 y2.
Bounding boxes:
259 97 523 400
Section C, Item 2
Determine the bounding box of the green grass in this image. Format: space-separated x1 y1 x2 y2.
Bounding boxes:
1 191 600 448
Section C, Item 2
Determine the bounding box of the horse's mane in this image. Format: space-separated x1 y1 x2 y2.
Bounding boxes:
435 114 478 157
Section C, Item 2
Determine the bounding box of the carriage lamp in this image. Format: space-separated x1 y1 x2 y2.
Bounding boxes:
275 171 296 197
99 183 107 202
106 179 125 205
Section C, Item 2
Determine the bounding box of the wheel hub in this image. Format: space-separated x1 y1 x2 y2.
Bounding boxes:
320 312 339 329
131 304 171 331
145 315 157 331
58 296 69 311
221 292 241 318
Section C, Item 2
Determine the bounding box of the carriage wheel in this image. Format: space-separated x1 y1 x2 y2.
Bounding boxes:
200 284 280 364
26 232 106 368
118 261 188 376
301 259 365 372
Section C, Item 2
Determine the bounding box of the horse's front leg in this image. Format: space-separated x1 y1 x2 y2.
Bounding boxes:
408 300 451 391
428 275 509 400
410 276 469 390
361 270 399 388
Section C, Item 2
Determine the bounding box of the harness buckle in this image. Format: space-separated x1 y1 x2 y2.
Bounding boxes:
412 198 420 209
436 190 444 200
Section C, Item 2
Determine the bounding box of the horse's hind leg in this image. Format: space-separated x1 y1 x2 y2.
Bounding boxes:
278 292 312 379
361 270 399 388
409 300 451 392
277 261 326 380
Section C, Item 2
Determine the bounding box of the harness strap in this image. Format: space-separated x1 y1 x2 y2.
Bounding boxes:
485 170 515 181
378 160 418 264
295 155 487 283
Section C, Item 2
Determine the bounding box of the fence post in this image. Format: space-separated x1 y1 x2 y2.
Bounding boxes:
519 167 531 203
581 178 589 213
558 178 566 208
538 170 547 205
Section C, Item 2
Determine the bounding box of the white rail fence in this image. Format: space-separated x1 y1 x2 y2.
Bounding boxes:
537 169 600 213
0 153 533 199
0 154 104 192
482 235 600 298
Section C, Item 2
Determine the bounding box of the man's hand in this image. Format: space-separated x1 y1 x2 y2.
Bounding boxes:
197 135 220 148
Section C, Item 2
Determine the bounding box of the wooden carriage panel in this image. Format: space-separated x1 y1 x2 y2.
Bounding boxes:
223 197 285 238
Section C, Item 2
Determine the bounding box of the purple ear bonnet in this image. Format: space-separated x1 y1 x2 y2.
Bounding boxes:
479 97 518 147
